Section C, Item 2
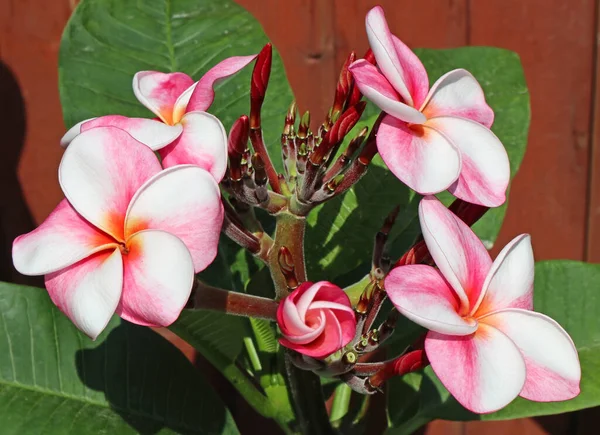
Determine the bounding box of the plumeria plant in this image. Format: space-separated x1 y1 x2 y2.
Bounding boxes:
3 2 599 434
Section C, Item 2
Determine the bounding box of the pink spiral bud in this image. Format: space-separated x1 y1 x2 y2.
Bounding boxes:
277 281 357 359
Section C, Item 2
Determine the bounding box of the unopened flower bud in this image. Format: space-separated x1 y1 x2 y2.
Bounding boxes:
250 43 272 128
277 281 357 359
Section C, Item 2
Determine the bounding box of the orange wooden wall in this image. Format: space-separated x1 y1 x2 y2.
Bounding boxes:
1 0 599 433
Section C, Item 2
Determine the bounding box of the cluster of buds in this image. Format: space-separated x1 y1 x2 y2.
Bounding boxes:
221 43 381 224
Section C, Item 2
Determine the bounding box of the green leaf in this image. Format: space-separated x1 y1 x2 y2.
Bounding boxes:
170 310 246 363
305 47 529 284
0 282 238 434
387 261 600 433
59 0 294 155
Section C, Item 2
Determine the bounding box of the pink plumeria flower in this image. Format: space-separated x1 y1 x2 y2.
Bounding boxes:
61 55 256 181
277 281 357 359
349 7 509 207
13 126 224 339
385 197 580 413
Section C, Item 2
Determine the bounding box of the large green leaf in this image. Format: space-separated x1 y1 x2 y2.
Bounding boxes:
59 0 293 153
0 282 238 434
387 261 600 434
306 47 530 284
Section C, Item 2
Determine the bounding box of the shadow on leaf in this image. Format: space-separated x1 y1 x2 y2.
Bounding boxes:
76 321 236 435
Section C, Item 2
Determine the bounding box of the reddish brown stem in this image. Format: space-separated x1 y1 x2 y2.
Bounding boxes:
193 281 278 321
368 350 429 389
249 128 282 193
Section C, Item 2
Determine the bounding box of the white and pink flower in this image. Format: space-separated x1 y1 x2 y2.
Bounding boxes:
349 6 509 207
277 281 357 359
385 197 580 413
61 55 256 182
13 126 224 339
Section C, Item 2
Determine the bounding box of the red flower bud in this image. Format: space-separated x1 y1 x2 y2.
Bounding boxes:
250 43 272 128
277 281 357 359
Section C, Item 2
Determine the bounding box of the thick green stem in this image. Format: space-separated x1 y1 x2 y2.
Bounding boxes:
284 351 336 435
266 209 334 434
268 211 307 299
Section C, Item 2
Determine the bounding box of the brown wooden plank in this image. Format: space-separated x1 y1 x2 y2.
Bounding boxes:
332 0 468 69
469 0 596 261
465 0 596 432
464 415 569 435
2 0 74 223
235 0 338 125
585 0 600 262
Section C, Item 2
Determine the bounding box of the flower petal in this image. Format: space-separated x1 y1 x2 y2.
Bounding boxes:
481 309 580 402
117 230 194 327
132 71 194 124
377 116 460 194
158 111 228 181
333 308 357 350
349 60 426 124
181 55 257 117
60 118 96 148
295 281 324 322
421 69 494 128
279 297 314 336
124 165 223 272
365 6 428 106
59 127 162 241
45 249 123 340
473 234 534 317
308 301 355 314
289 310 344 359
391 35 429 108
425 323 526 414
13 199 117 275
419 196 492 311
385 265 478 335
79 116 183 151
427 116 510 207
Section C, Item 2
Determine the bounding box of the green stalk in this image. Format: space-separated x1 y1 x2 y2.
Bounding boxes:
265 207 335 434
284 352 336 435
268 211 307 299
330 383 352 425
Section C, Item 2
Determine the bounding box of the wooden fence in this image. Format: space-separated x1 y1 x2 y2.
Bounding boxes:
1 0 599 433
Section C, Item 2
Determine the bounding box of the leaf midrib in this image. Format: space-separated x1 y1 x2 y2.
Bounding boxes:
164 0 177 71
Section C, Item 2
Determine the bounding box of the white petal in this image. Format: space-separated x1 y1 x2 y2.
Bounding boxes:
473 234 534 317
481 309 580 402
124 165 223 273
45 249 123 340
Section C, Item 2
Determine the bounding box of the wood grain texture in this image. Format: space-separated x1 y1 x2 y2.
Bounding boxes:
2 0 73 224
235 0 338 126
585 0 600 262
469 0 597 261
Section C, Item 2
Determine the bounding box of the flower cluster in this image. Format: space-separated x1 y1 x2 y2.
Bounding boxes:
275 5 580 414
12 4 580 417
13 56 256 338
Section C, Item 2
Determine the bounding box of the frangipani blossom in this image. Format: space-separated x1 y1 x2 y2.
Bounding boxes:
13 127 224 339
349 6 509 207
61 55 256 181
385 197 580 413
277 281 357 358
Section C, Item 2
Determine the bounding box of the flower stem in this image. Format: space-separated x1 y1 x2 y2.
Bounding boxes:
268 211 307 299
192 281 278 321
284 351 336 435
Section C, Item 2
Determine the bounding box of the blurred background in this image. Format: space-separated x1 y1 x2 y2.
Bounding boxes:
1 0 598 433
